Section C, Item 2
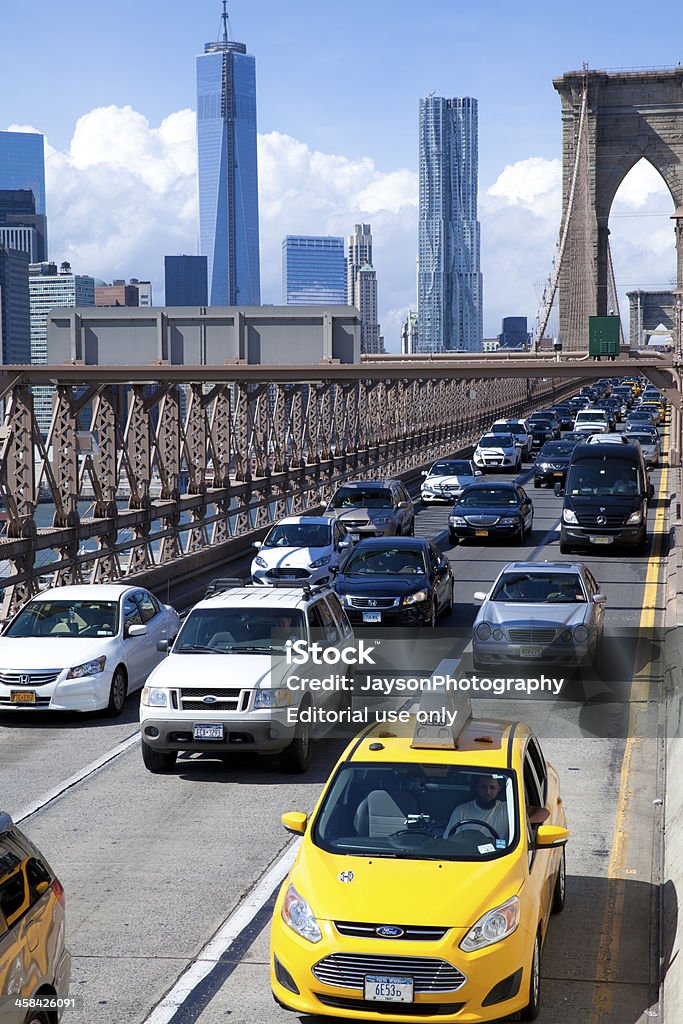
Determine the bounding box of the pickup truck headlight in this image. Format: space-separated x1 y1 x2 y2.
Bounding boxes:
254 688 293 708
402 589 428 606
282 884 322 943
66 656 106 679
562 508 578 525
141 686 168 707
460 896 520 952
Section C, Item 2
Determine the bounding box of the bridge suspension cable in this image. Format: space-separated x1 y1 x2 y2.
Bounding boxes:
531 77 589 351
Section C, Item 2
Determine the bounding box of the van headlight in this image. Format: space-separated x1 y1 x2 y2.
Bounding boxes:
141 687 168 707
460 896 519 951
626 510 642 525
562 508 578 525
281 883 322 943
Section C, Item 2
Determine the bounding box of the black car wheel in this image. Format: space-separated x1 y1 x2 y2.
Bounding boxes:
105 666 128 718
533 479 541 489
519 931 542 1021
141 741 177 773
516 521 525 544
407 519 415 537
23 1014 52 1024
281 703 312 773
448 529 458 545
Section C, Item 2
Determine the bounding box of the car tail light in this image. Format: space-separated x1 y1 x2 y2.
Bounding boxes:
52 878 66 908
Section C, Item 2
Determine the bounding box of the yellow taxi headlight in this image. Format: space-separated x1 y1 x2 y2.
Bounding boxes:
460 895 520 952
281 883 322 943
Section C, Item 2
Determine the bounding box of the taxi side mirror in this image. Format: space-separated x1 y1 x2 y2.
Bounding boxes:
35 880 50 896
282 811 308 835
535 824 569 849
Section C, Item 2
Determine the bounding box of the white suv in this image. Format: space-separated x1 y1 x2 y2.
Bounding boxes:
473 433 521 472
139 582 354 775
574 409 609 435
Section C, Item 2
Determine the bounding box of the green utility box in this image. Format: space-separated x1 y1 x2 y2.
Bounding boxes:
589 316 620 360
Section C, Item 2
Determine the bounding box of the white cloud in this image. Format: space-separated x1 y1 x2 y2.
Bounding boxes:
5 113 677 348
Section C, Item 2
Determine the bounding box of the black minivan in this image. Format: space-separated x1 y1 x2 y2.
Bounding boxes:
558 443 653 554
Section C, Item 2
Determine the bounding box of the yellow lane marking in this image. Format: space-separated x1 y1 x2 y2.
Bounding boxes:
589 417 669 1022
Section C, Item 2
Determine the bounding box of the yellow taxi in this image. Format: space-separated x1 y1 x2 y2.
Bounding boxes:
270 689 568 1022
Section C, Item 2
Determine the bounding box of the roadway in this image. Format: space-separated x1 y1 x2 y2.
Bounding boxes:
1 429 668 1024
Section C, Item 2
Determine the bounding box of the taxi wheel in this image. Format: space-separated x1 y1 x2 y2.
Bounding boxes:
104 667 128 718
519 931 542 1021
23 1014 51 1024
281 707 312 774
551 847 566 913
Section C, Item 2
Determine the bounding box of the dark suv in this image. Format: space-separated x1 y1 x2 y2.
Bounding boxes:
0 814 71 1022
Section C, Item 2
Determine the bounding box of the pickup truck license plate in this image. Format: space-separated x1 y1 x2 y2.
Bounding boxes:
589 535 613 545
520 646 543 658
362 611 382 623
10 690 36 704
364 976 413 1003
193 723 224 740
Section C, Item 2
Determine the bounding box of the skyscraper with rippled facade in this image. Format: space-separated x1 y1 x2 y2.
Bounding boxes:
417 97 482 353
196 15 260 306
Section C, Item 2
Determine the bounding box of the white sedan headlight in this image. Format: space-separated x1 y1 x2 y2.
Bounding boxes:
460 896 520 952
282 883 322 943
66 656 106 679
254 555 268 568
141 687 169 707
310 554 331 569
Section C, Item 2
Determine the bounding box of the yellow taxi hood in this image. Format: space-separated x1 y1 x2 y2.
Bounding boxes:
290 843 525 929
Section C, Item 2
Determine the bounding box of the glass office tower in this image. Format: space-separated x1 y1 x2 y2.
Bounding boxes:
417 97 482 353
196 15 260 306
0 131 46 215
282 236 345 305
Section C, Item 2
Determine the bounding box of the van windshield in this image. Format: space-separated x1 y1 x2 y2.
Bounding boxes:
566 457 643 497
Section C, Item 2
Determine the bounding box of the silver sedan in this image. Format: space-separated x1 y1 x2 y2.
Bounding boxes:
472 562 606 669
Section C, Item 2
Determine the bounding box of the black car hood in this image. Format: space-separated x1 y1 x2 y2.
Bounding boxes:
564 494 641 514
335 574 430 596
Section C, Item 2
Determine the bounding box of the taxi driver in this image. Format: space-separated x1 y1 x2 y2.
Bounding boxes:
444 774 509 842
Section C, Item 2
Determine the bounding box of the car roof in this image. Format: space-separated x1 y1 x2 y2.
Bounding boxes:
351 536 430 551
31 584 138 601
268 515 333 526
479 433 513 441
499 560 585 574
570 443 642 461
343 717 531 767
334 480 398 489
462 480 517 490
194 586 332 611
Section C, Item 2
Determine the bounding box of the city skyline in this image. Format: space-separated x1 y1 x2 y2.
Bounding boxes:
0 1 679 347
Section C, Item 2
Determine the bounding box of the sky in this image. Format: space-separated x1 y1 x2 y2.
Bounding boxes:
1 0 681 349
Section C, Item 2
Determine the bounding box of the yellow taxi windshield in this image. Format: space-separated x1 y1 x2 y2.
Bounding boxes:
313 762 519 861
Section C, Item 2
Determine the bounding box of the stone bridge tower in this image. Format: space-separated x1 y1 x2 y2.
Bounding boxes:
553 68 683 351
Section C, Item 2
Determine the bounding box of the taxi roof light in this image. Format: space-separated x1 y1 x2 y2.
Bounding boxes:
411 659 472 750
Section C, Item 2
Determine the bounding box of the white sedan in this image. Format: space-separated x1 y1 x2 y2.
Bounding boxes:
0 584 180 716
251 515 352 586
420 458 480 503
473 433 521 473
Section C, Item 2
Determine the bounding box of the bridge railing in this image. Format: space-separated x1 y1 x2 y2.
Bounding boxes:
0 362 592 615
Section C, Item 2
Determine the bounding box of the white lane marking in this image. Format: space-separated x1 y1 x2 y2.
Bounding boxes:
144 841 301 1024
14 731 140 824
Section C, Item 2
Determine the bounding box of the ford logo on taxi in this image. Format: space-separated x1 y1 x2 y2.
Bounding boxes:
376 925 404 937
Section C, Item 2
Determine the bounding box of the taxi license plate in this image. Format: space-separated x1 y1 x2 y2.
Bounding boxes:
475 530 489 537
362 611 382 623
589 535 613 545
520 646 543 658
10 690 36 704
193 723 224 741
364 976 413 1003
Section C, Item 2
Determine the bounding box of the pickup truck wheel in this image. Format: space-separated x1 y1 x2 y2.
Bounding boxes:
104 667 127 718
281 709 311 774
141 741 177 773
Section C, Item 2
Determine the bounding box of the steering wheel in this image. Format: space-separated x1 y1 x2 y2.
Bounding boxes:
445 819 500 841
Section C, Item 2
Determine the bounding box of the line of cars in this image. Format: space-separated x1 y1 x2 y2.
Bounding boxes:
0 373 663 1023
